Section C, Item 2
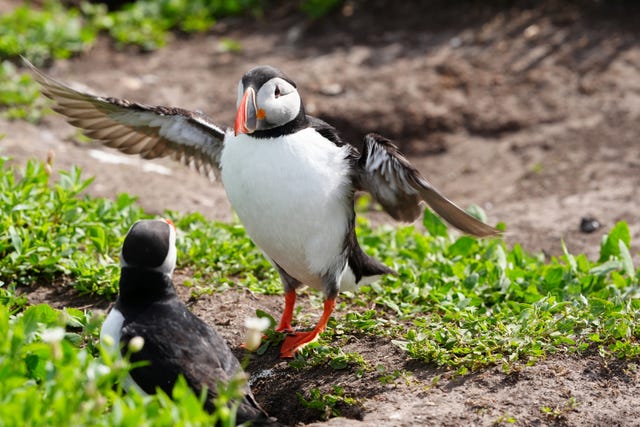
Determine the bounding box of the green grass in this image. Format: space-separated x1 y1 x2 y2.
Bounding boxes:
1 156 639 423
0 0 263 121
0 156 276 297
298 385 358 420
0 60 48 122
0 0 262 65
0 0 345 122
0 1 97 66
0 0 344 64
0 301 246 426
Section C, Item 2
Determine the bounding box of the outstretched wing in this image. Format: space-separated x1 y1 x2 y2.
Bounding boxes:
25 58 226 180
355 133 499 237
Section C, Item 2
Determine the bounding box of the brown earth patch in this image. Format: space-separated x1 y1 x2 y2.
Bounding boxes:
5 1 640 425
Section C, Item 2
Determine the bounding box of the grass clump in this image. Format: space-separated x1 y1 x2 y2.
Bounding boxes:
0 157 145 297
0 1 96 66
0 157 275 297
81 0 262 51
0 0 345 121
298 385 358 420
348 212 640 371
0 300 246 426
0 60 48 122
2 155 639 377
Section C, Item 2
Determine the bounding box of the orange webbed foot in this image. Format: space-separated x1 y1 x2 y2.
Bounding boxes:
279 330 322 358
279 298 336 358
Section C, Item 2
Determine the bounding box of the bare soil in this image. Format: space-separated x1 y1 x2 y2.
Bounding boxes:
5 1 640 425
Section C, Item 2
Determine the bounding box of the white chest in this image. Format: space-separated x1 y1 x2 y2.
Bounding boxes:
100 308 124 351
220 128 353 288
100 307 148 395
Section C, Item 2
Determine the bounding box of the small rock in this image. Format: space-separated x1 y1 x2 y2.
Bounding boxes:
320 83 344 96
523 24 540 39
580 217 600 233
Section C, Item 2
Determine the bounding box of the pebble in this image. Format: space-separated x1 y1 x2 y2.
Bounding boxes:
580 217 600 233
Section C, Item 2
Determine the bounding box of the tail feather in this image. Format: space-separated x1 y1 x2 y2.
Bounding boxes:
348 243 396 285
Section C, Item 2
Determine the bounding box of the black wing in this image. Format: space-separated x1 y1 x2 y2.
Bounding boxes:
308 115 346 147
24 58 226 180
354 133 499 237
120 301 268 422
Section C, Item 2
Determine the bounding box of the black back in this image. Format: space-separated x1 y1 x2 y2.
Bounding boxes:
114 220 275 425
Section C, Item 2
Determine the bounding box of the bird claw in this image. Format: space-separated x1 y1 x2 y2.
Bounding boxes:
279 330 320 358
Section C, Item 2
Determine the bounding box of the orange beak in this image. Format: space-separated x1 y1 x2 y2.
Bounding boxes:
234 87 257 136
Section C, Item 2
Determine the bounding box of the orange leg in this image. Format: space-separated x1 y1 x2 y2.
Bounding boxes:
280 298 336 358
275 291 296 333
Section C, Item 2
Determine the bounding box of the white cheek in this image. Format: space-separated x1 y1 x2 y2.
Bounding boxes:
156 226 177 274
265 94 300 125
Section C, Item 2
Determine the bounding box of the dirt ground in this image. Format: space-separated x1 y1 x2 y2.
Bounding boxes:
5 1 640 425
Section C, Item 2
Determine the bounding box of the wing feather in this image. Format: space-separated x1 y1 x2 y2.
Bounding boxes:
356 133 499 237
24 58 226 180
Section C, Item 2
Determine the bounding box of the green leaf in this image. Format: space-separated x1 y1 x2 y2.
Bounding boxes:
255 309 276 328
21 304 60 342
87 225 107 253
599 221 630 262
422 208 447 237
561 240 577 273
448 236 478 258
8 225 22 254
618 239 635 278
465 204 487 223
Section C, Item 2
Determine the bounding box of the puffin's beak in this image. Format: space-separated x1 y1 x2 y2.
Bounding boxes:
234 87 258 136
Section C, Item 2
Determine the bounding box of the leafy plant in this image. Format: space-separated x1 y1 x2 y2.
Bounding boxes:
2 155 640 386
90 0 260 50
291 343 368 371
0 157 146 296
0 61 47 122
0 302 248 426
0 1 97 66
0 157 279 298
297 385 358 419
300 0 344 19
172 213 280 294
353 219 640 370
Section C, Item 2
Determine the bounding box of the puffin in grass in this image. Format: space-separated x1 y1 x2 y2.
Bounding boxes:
100 219 278 426
28 60 499 358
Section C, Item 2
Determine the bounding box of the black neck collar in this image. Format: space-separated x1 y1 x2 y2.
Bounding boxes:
250 106 309 139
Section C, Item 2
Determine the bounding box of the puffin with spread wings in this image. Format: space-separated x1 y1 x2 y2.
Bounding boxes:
27 60 498 358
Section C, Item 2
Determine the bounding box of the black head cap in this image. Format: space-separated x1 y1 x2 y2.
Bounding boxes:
241 65 296 90
121 219 176 273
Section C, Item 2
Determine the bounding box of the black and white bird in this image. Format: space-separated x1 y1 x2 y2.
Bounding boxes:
100 219 274 425
29 61 498 358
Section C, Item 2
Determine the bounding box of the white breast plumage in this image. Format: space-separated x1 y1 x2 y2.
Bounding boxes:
99 308 148 395
221 128 352 289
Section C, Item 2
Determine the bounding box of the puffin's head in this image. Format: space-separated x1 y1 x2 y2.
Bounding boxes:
121 219 177 275
234 65 303 136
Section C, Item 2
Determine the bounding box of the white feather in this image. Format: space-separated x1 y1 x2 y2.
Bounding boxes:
100 308 124 352
221 127 352 291
100 308 148 396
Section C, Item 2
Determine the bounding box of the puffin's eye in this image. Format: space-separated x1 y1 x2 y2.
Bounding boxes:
274 86 281 98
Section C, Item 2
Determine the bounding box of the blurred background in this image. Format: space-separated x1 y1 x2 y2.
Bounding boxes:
2 0 640 259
